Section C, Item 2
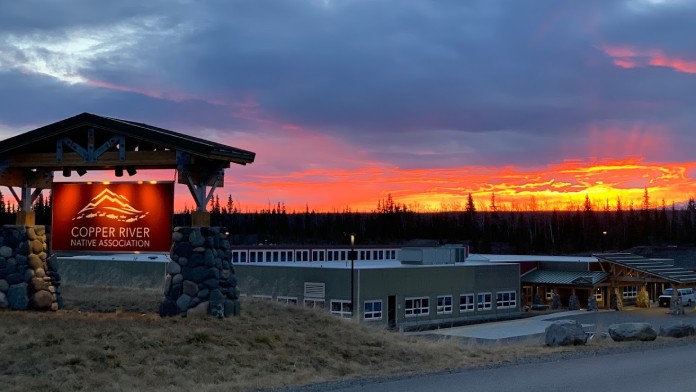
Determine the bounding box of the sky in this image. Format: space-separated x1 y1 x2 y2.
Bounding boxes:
2 0 696 212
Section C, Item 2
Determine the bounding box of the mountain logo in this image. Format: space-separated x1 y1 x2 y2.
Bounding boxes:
72 188 149 223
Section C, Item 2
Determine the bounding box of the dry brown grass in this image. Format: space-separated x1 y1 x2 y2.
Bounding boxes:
1 286 691 392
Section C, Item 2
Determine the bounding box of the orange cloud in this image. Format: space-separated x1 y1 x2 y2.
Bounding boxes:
602 45 696 74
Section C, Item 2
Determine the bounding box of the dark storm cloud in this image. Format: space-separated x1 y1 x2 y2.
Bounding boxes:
2 0 696 167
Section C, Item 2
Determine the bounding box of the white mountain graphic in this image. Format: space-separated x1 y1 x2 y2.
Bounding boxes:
72 188 149 223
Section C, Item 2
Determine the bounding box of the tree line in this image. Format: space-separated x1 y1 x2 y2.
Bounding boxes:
3 189 696 255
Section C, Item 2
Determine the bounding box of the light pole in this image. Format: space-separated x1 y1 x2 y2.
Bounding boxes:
350 233 355 319
602 231 607 253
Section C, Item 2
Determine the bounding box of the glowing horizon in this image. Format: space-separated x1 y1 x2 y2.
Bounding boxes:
167 158 696 213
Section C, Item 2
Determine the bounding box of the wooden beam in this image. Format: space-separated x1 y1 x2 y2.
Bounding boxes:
7 150 179 169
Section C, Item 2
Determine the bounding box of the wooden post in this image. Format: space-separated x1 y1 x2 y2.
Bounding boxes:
191 210 211 227
15 210 35 226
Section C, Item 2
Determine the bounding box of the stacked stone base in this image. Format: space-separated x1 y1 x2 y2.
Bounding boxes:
159 227 239 318
0 225 61 311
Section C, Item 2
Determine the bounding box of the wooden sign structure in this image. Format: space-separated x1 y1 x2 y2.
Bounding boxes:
0 113 256 228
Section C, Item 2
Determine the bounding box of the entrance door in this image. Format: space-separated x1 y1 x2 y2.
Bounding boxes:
387 295 397 329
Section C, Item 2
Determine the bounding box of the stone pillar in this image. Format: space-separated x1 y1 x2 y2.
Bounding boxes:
0 225 61 311
159 227 239 318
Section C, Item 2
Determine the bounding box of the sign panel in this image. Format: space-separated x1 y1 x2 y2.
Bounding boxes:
52 182 174 252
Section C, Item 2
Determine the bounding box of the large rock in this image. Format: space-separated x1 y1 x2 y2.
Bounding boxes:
659 322 696 338
176 294 193 312
545 320 587 346
182 280 199 297
32 290 53 309
187 301 209 318
189 229 206 247
608 322 657 342
0 279 8 292
0 246 13 258
7 283 29 310
166 261 181 275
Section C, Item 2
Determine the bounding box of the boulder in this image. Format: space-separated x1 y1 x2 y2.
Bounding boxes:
186 301 209 318
0 246 13 258
189 229 206 247
182 280 199 297
28 253 43 269
7 283 29 310
176 294 193 312
29 240 43 254
172 231 184 242
659 322 696 338
32 290 53 309
608 322 657 342
0 279 8 292
166 261 181 275
545 320 587 346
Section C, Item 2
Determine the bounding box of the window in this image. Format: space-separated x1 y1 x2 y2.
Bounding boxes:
378 250 384 260
460 293 475 312
304 298 325 308
287 251 293 262
477 292 492 311
341 250 346 260
330 300 352 318
623 286 638 299
496 291 517 309
437 295 453 314
405 297 429 316
272 251 279 262
545 288 554 301
250 252 257 262
594 288 603 302
327 251 333 261
277 296 298 305
239 252 247 263
364 300 382 320
252 295 273 301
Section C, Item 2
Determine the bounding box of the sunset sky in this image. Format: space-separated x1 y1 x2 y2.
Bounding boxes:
2 0 696 212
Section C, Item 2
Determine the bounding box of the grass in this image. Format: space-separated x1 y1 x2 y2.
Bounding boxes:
1 286 693 392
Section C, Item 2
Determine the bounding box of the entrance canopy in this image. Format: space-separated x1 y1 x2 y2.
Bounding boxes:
594 253 696 287
0 112 255 225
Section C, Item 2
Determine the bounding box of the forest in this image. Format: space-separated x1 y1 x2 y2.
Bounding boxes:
3 190 696 255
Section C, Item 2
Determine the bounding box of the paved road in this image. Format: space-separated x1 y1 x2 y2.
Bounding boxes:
320 342 696 392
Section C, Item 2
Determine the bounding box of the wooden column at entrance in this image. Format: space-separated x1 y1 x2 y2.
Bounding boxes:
178 163 226 227
0 168 53 226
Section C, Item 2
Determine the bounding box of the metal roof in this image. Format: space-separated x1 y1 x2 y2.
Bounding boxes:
521 270 609 286
0 112 255 166
594 253 696 285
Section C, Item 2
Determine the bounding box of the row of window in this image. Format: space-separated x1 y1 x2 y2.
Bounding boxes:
407 291 517 317
249 291 516 320
232 248 398 263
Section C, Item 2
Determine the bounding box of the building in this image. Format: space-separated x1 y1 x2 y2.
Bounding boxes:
233 245 520 330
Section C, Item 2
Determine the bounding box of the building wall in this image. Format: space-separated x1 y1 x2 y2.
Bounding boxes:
235 262 520 330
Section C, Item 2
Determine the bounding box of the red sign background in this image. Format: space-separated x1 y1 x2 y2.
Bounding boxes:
52 182 174 252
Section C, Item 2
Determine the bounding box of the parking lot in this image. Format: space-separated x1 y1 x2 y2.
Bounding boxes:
417 304 696 342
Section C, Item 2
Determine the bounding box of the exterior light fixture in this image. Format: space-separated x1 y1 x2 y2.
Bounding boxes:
115 166 124 177
76 167 87 176
62 168 71 177
126 166 137 176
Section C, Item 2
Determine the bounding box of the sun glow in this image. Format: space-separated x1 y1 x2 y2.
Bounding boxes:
226 158 696 213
